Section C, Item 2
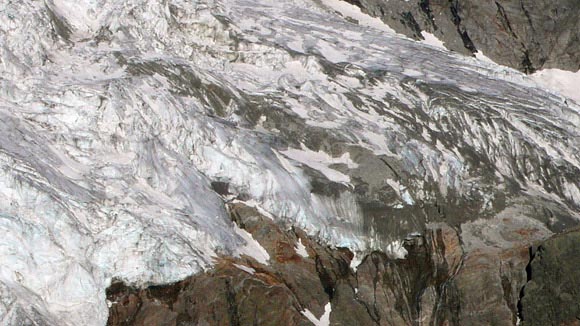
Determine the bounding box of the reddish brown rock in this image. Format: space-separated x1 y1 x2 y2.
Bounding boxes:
107 204 547 326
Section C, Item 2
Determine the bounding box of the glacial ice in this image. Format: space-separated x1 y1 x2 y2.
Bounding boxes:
1 0 580 324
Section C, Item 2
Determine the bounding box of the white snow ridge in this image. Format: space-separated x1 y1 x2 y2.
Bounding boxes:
1 0 580 325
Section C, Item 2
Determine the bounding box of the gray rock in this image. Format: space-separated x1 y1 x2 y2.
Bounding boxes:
344 0 580 72
520 229 580 326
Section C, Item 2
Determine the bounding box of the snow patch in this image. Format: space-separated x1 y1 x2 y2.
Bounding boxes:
474 51 497 65
232 199 276 220
302 303 332 326
295 238 309 258
233 263 256 275
319 0 397 34
421 32 446 50
349 251 364 272
282 144 358 184
532 68 580 104
386 240 408 259
234 223 270 265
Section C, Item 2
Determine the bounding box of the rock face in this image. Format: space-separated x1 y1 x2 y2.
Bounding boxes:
519 228 580 326
108 204 549 326
345 0 580 72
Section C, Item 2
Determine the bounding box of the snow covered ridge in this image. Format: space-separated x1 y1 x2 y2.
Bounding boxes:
1 0 580 325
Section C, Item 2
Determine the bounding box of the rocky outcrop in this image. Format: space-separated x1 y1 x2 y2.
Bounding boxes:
343 0 580 72
107 203 551 326
519 228 580 326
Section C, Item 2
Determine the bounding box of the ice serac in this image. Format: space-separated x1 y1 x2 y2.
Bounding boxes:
1 0 580 325
344 0 580 73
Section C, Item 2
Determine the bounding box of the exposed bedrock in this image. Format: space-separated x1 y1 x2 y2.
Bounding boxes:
519 228 580 326
343 0 580 73
107 203 551 326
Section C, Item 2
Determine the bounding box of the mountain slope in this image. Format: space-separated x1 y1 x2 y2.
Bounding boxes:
343 0 580 73
1 0 579 325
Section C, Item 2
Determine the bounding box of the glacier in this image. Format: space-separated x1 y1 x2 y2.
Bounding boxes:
1 0 580 324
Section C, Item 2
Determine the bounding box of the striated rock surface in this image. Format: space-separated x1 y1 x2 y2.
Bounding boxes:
344 0 580 72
